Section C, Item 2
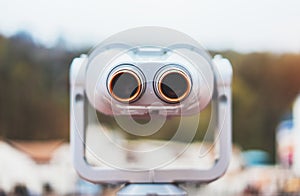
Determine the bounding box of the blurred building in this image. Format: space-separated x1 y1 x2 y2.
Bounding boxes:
1 123 300 195
293 94 300 176
0 140 79 195
276 94 300 173
276 120 294 168
8 140 64 164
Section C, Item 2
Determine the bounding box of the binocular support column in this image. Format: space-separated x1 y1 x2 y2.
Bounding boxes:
117 184 187 196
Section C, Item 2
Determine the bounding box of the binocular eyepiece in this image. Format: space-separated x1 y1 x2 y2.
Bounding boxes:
108 66 145 103
154 66 191 103
107 65 192 104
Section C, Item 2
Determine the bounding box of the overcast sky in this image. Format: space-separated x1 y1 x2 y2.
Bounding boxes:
0 0 300 52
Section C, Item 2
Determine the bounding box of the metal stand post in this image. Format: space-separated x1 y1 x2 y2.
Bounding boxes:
117 184 187 196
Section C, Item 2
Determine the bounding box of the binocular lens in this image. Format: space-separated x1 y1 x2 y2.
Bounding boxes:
161 72 188 98
109 70 142 103
108 65 191 104
157 69 191 103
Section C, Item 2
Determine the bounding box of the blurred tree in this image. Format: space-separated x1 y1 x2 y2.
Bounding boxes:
227 52 300 161
0 33 300 163
0 33 80 140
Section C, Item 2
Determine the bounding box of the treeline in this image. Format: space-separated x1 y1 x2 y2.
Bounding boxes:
0 32 300 161
221 51 300 160
0 32 80 140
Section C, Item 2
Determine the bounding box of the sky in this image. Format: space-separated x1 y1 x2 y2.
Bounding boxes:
0 0 300 52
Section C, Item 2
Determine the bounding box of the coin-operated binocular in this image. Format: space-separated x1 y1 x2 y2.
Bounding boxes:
70 27 232 195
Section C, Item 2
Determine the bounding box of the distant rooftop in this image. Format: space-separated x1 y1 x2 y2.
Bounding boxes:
8 140 65 164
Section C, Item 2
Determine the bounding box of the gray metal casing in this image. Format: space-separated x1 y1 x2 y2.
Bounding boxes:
70 55 232 184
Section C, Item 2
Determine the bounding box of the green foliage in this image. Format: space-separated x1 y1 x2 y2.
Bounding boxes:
222 51 300 161
0 33 80 140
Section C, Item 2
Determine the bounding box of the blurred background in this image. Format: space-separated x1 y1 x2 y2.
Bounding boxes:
0 0 300 195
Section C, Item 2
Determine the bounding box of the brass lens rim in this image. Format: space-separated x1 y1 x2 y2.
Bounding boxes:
108 66 145 103
155 66 192 103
